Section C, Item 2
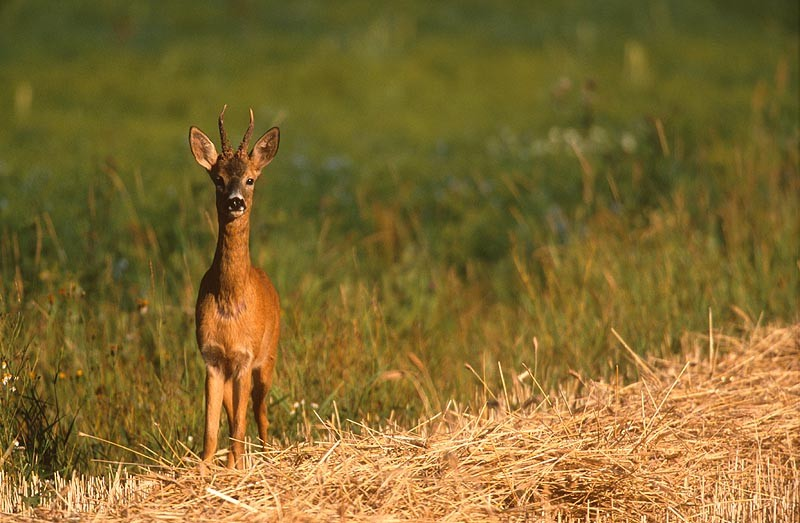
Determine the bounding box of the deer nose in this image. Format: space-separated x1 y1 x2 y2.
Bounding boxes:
227 197 246 212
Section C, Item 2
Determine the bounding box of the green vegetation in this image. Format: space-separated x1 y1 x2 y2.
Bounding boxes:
0 0 797 482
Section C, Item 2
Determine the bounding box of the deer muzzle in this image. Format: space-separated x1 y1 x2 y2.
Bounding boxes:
223 179 247 217
227 196 246 213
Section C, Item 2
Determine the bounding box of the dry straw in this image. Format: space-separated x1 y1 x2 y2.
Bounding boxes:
4 324 799 521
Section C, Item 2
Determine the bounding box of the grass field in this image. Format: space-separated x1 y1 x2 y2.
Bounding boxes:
0 0 798 514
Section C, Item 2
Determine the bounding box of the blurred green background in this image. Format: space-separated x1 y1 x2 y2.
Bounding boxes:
0 0 797 479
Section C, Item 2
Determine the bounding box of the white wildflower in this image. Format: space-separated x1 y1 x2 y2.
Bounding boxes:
621 132 638 154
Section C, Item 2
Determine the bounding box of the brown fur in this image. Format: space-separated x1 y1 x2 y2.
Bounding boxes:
189 106 281 469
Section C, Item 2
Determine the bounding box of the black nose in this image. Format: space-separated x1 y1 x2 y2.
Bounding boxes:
227 197 246 212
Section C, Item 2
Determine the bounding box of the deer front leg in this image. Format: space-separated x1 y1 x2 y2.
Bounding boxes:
202 364 225 464
228 354 254 469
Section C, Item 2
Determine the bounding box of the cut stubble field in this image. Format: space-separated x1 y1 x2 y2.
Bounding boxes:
3 324 798 521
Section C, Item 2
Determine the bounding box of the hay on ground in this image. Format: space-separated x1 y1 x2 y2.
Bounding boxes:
5 324 799 522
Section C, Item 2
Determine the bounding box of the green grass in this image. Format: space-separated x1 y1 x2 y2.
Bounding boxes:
0 0 797 482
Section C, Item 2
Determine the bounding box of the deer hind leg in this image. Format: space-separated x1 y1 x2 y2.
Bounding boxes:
251 365 273 448
223 378 234 461
223 380 234 428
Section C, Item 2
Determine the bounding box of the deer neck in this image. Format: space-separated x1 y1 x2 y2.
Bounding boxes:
212 215 252 306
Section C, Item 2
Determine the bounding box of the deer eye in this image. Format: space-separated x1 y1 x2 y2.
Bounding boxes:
214 176 224 188
246 178 254 186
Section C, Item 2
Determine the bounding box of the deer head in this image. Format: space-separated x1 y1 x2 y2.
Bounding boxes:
189 105 280 221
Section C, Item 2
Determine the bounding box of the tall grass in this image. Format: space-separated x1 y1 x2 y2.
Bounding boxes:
0 0 797 481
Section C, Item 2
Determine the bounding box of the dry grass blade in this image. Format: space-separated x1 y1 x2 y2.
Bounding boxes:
4 324 799 522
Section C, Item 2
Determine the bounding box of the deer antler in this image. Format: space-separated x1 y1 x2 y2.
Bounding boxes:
238 108 255 155
218 104 233 156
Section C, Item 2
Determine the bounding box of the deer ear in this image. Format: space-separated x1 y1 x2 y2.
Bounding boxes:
189 127 219 171
250 127 280 171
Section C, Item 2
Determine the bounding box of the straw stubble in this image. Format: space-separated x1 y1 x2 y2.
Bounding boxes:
6 324 798 522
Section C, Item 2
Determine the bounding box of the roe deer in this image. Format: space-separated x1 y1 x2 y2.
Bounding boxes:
189 106 281 469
